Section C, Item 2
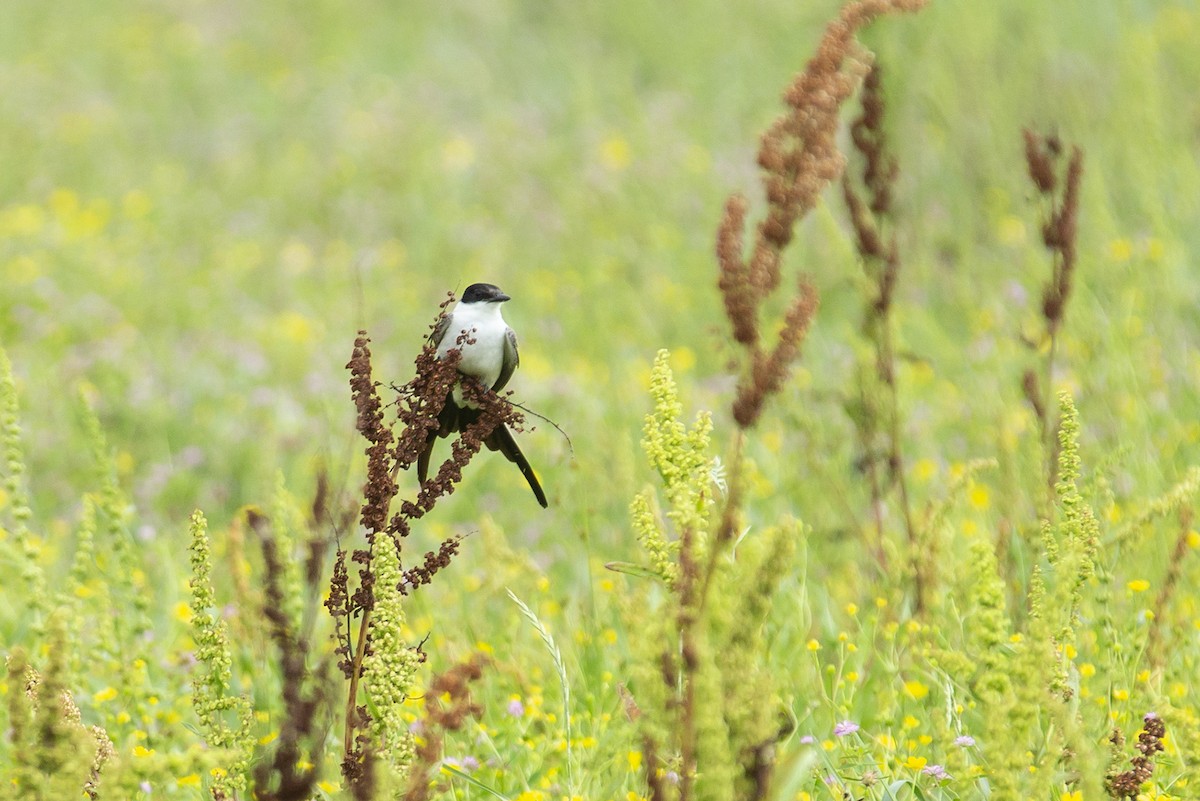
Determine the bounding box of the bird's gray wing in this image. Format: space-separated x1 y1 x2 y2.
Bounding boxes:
493 327 520 391
429 313 452 348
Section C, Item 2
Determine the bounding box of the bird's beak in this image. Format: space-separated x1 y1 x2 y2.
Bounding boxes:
494 292 511 303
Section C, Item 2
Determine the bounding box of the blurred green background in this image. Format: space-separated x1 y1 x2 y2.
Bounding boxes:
2 0 1199 564
5 2 1200 798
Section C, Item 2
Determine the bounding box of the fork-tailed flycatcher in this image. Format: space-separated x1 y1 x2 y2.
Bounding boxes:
417 282 548 508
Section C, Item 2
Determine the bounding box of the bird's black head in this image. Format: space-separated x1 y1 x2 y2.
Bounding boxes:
461 283 511 304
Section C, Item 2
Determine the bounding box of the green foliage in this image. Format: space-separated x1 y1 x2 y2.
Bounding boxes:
642 350 715 540
362 536 421 785
2 621 103 801
1035 393 1101 694
0 349 46 628
188 510 256 796
624 351 797 800
268 473 308 641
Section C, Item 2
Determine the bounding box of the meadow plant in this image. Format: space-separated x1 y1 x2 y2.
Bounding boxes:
508 588 574 790
623 3 928 799
624 351 798 801
245 503 333 801
1145 505 1197 668
1113 465 1200 543
188 509 256 798
717 0 926 432
359 519 421 788
1020 129 1085 499
77 391 156 714
3 350 273 799
62 491 99 659
2 618 112 800
0 349 47 627
266 475 309 638
332 330 420 787
618 3 1200 800
710 2 927 634
401 653 487 801
947 393 1098 796
1107 713 1167 797
332 311 527 790
841 62 921 609
1035 393 1100 694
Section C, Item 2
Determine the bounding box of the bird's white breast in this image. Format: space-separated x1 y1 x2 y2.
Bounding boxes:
437 301 508 397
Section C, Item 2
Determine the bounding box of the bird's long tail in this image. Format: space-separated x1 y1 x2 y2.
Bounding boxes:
487 422 548 508
416 401 548 508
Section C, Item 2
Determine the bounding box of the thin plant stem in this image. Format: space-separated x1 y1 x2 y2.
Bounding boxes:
1042 332 1060 513
880 319 920 611
677 521 700 801
702 429 746 610
343 605 372 764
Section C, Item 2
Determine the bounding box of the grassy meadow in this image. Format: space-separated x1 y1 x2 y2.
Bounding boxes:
3 0 1200 798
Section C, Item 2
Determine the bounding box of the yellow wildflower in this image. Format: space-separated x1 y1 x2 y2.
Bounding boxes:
968 484 990 510
600 136 632 171
1107 238 1133 261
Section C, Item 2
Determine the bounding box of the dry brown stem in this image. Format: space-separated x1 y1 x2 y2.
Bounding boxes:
401 655 489 801
1020 130 1085 500
717 0 926 429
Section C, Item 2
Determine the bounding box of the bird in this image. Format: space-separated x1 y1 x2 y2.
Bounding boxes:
417 282 548 508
